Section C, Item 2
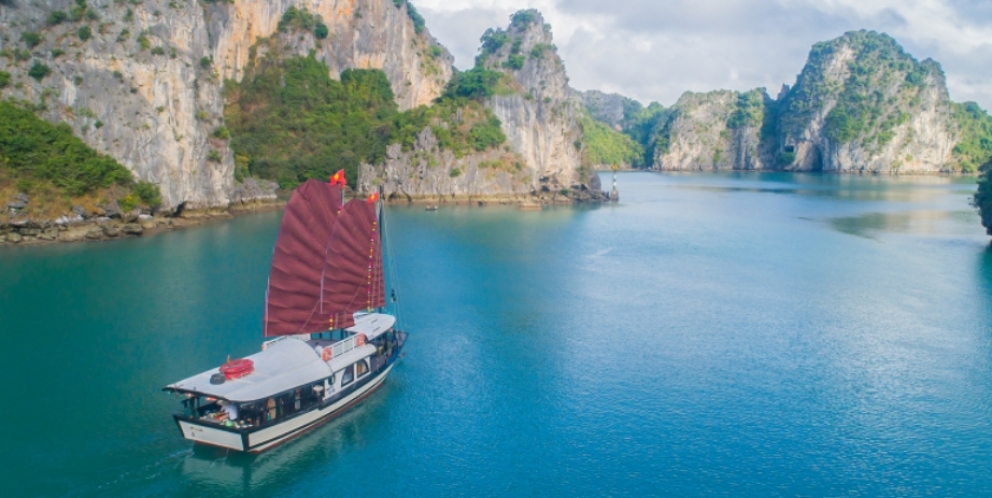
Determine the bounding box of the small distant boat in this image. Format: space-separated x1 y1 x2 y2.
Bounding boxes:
425 205 438 211
518 202 542 211
164 175 407 453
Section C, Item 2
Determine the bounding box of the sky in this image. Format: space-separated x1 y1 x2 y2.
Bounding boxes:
413 0 992 110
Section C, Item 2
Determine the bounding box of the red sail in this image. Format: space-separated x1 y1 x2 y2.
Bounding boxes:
264 180 343 337
320 199 386 329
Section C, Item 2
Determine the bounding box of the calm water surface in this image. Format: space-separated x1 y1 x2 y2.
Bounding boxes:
2 172 992 497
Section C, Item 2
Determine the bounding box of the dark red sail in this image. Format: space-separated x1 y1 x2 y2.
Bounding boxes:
320 198 386 329
264 180 343 337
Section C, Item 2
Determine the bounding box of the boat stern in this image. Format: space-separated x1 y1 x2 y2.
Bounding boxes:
174 416 246 452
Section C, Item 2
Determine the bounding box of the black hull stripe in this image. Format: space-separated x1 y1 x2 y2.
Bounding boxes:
246 371 389 452
247 351 400 447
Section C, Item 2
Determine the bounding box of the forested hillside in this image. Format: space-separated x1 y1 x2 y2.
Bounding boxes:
224 50 508 189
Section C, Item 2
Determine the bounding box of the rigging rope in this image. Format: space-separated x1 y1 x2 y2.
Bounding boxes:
381 204 403 326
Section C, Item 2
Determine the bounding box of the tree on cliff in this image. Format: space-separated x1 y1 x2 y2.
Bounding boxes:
974 164 992 237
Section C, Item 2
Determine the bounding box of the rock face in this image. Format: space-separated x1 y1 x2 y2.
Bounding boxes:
579 90 633 131
597 30 964 174
482 11 584 191
361 127 530 202
775 31 955 173
209 0 451 111
0 0 450 209
655 90 770 171
360 10 588 200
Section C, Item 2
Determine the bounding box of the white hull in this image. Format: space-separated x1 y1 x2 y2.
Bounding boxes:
177 364 393 453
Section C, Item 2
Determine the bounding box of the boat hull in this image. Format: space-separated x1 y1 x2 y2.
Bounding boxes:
174 363 394 453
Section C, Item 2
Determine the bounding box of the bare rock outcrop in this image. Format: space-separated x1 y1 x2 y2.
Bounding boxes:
360 127 531 202
655 90 770 171
580 90 631 130
481 10 584 191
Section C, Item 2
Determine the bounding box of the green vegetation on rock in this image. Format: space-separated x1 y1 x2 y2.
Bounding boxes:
468 115 506 151
314 22 329 40
21 32 42 49
224 53 506 189
530 43 556 59
278 6 318 33
28 62 51 81
478 28 511 64
581 92 672 168
951 102 992 173
277 7 331 40
727 90 765 130
510 9 539 27
503 54 525 70
443 66 512 100
578 112 643 168
392 0 426 34
0 101 159 208
974 165 992 236
783 30 942 151
47 10 68 25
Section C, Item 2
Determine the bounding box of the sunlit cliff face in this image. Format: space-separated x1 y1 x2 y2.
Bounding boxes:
0 0 451 208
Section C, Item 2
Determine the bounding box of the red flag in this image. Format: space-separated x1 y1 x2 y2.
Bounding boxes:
329 170 348 187
367 192 380 204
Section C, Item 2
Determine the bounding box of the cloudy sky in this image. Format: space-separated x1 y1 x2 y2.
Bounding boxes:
414 0 992 110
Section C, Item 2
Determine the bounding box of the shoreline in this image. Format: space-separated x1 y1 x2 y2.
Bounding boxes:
0 189 609 248
624 168 980 177
0 200 286 248
6 168 973 248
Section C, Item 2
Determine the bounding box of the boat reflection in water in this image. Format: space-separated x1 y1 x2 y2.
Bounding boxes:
164 175 407 453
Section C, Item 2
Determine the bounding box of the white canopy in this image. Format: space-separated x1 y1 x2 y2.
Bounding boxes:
166 338 366 403
165 313 397 403
348 313 396 341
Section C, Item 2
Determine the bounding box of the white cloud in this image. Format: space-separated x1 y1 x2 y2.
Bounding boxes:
413 0 992 109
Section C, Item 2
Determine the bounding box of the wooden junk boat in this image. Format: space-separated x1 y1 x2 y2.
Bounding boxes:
164 176 407 453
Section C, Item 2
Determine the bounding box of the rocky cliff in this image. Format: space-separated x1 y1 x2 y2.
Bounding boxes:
585 30 986 174
580 90 629 130
580 89 658 134
0 0 450 209
776 30 955 173
482 11 583 191
654 89 772 171
360 125 531 202
359 9 589 200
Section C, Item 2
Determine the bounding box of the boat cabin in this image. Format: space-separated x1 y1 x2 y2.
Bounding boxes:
164 313 403 451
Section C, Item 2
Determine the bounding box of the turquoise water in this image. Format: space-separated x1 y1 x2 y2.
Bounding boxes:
2 172 992 497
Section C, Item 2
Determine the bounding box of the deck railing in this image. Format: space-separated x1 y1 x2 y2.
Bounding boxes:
330 335 357 359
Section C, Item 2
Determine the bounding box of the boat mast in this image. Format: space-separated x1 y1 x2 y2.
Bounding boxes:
377 185 388 314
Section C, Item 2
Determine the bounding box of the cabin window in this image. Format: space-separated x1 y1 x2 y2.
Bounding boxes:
340 365 355 387
356 359 369 378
